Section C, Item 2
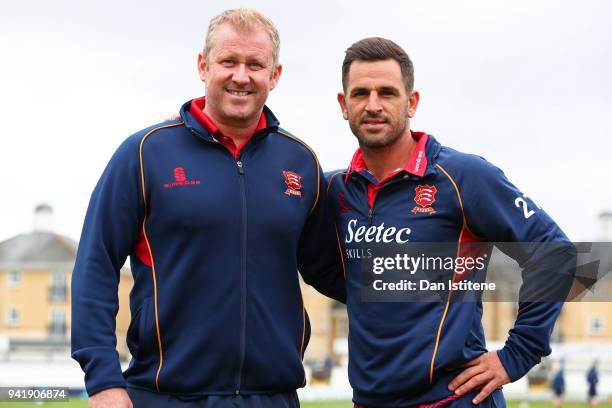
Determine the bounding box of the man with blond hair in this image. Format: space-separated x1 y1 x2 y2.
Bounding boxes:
71 8 345 407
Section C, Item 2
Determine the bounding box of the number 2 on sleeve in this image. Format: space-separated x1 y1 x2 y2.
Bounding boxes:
514 194 541 219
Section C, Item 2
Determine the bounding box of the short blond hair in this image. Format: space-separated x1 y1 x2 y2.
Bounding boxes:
203 8 281 70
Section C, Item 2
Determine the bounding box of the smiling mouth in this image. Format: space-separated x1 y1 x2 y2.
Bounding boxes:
227 89 252 97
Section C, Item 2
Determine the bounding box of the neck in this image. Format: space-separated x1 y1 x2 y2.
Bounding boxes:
361 130 416 181
203 106 262 145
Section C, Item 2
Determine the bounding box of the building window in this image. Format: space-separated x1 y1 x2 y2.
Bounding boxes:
52 271 65 287
333 314 349 338
7 270 21 289
7 308 20 326
331 302 349 339
49 271 67 302
590 316 604 336
49 309 66 337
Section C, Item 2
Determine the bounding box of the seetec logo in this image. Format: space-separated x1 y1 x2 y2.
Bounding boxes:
345 219 411 244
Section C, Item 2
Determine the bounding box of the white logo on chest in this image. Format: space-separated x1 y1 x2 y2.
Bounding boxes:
344 219 411 244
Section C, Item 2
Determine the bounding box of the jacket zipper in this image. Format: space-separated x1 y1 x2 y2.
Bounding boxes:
366 175 410 226
367 184 381 227
188 128 261 393
367 207 374 226
235 159 247 395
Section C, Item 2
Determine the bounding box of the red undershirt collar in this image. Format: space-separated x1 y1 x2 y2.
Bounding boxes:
189 97 267 159
347 131 429 184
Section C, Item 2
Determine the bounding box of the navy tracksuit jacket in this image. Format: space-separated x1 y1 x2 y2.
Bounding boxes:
71 100 346 397
327 132 575 407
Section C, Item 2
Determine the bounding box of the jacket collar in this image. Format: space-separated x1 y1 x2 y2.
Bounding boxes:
345 131 441 182
180 98 280 142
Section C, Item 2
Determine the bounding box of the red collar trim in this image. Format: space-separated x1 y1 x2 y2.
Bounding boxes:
346 131 429 182
254 111 267 133
189 97 267 138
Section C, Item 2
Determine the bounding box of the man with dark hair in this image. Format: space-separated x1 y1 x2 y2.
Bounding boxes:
341 39 414 93
328 37 575 407
71 8 345 408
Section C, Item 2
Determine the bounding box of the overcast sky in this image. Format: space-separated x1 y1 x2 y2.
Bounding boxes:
1 0 611 243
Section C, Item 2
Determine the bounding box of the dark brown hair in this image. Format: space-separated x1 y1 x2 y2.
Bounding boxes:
342 37 414 92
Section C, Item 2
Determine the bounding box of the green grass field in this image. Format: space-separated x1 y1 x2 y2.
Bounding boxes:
300 403 611 408
0 401 610 408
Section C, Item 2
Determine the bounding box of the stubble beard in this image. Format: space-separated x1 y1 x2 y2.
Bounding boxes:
350 111 409 151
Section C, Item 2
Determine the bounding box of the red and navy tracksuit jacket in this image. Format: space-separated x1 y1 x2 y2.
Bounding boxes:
71 99 346 397
327 132 575 407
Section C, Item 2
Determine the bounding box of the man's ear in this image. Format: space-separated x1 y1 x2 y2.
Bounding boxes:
270 64 282 90
337 92 348 120
408 90 420 118
197 52 207 82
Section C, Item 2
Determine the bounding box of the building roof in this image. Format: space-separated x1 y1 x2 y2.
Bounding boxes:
0 232 77 263
0 231 132 276
599 210 612 219
34 203 53 213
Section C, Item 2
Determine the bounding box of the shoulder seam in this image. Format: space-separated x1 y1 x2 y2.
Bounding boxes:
434 163 485 240
137 119 183 392
326 171 346 197
139 121 185 202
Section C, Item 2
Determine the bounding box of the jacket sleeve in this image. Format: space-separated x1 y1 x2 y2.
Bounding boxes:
297 166 346 303
71 136 144 396
458 156 575 382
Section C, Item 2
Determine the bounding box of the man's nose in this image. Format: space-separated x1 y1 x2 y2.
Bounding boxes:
232 64 250 85
365 92 382 113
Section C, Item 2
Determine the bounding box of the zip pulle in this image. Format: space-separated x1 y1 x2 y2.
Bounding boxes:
366 174 410 227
